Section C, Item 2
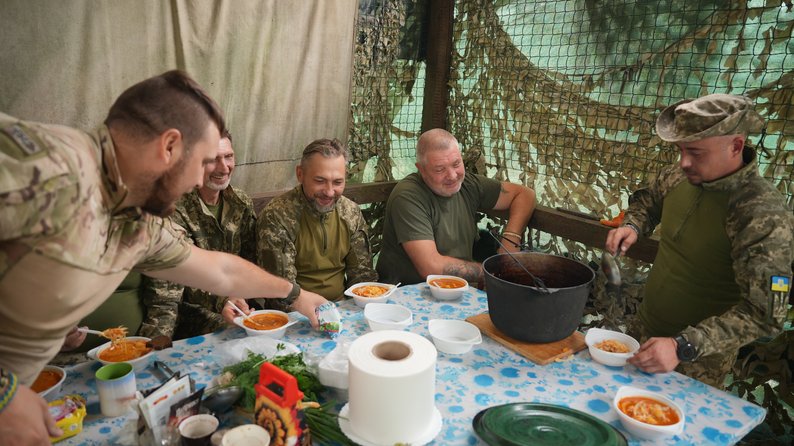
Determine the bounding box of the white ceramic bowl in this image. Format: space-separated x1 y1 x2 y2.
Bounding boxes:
428 319 482 354
86 336 154 371
426 275 469 300
344 282 399 307
363 303 412 331
35 365 66 400
585 328 640 367
233 310 294 339
613 386 685 440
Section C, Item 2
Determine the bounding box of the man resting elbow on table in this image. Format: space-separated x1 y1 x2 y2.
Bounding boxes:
0 71 328 446
376 128 536 286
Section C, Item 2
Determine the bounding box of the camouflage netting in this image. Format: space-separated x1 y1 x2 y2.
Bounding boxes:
349 0 793 438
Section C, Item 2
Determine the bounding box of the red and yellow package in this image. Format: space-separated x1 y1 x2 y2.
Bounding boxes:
49 395 87 443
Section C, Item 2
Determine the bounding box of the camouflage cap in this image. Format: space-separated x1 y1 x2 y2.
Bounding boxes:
656 94 764 143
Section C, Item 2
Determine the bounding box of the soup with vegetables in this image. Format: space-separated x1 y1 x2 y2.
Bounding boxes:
429 278 466 289
32 369 62 393
352 285 389 297
618 396 679 426
98 339 152 362
243 313 289 330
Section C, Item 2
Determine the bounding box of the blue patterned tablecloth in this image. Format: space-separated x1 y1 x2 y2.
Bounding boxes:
60 284 764 445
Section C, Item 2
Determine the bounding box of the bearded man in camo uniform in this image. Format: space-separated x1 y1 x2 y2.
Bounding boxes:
258 138 378 306
139 130 260 340
606 94 794 388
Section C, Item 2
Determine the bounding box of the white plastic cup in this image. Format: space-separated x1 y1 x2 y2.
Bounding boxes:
95 362 137 417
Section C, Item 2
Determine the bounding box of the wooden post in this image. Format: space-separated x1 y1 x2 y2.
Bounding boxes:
421 0 455 132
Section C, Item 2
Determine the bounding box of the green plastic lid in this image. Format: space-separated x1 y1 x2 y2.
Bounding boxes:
473 403 628 446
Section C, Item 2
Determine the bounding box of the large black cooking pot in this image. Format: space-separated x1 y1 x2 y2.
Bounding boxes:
483 252 594 343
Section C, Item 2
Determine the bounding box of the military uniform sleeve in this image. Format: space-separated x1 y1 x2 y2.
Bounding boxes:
137 275 181 338
257 202 298 282
682 197 794 358
622 166 681 237
133 217 192 272
238 195 258 265
0 123 78 241
343 202 379 285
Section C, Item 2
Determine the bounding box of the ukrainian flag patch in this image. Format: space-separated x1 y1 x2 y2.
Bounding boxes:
770 276 790 293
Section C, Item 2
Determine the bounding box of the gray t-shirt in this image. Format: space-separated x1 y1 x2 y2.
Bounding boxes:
376 172 501 284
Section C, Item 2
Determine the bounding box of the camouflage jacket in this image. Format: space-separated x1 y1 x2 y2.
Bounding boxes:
0 113 191 384
138 187 257 338
623 147 794 359
257 185 377 304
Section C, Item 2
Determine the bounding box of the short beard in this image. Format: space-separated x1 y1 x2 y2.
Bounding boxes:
310 196 337 213
141 153 190 217
204 178 231 192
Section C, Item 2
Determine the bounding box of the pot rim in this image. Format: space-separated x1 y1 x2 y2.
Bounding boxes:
482 252 595 292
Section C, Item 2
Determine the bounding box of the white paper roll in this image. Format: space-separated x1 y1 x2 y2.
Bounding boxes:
347 330 438 445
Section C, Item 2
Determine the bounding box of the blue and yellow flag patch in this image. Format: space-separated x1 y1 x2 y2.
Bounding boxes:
770 276 790 293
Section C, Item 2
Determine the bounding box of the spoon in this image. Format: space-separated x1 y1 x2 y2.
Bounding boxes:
77 327 106 336
226 300 266 329
601 246 622 287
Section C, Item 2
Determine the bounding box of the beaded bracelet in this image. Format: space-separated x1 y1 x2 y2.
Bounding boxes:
0 367 19 414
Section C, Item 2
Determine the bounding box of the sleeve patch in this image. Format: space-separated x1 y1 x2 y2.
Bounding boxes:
2 125 42 156
770 275 790 293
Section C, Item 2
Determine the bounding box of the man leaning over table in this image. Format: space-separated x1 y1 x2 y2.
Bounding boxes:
605 94 794 388
258 138 378 308
376 128 537 286
140 129 262 340
0 70 329 445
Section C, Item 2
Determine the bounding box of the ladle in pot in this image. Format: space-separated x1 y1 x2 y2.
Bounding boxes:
487 230 550 293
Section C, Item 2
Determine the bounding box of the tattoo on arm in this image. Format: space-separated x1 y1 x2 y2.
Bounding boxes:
443 261 483 283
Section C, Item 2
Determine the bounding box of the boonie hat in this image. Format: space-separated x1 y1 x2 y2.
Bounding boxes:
655 94 764 143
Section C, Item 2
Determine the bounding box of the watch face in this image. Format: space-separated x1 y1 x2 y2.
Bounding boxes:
676 337 696 361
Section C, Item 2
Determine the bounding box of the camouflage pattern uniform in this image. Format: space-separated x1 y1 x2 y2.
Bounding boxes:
138 187 257 339
257 185 377 308
0 113 191 384
623 95 794 387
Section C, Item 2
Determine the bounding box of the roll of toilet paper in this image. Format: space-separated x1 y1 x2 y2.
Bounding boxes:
347 330 438 445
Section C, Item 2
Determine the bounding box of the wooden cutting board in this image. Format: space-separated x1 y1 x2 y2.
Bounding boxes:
466 313 586 365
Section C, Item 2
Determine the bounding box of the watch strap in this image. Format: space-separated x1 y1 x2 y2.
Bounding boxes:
284 281 301 306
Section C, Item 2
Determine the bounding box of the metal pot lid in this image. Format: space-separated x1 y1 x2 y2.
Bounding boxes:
473 403 628 446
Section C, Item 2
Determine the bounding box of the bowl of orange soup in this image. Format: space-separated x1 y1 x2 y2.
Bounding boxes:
426 275 469 300
233 310 293 339
32 365 66 400
344 282 399 307
613 386 684 440
87 336 154 371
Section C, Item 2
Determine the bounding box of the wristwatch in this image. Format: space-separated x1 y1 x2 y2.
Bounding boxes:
284 281 301 307
673 334 697 362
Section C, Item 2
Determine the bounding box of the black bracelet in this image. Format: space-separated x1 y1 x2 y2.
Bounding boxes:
284 282 301 307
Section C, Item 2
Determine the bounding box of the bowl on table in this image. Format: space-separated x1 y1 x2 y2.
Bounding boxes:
613 386 685 440
344 282 399 307
233 309 295 339
363 303 413 331
86 336 154 371
428 319 482 354
585 328 640 367
426 275 468 300
32 365 67 400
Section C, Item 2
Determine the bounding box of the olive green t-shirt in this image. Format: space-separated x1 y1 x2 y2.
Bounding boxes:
77 272 144 352
377 173 501 284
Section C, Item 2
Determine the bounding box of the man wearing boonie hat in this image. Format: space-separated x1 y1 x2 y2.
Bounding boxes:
605 94 794 388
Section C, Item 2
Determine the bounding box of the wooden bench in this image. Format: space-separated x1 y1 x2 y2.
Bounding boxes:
250 181 659 263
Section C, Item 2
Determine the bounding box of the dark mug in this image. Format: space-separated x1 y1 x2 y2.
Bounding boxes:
178 414 219 446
